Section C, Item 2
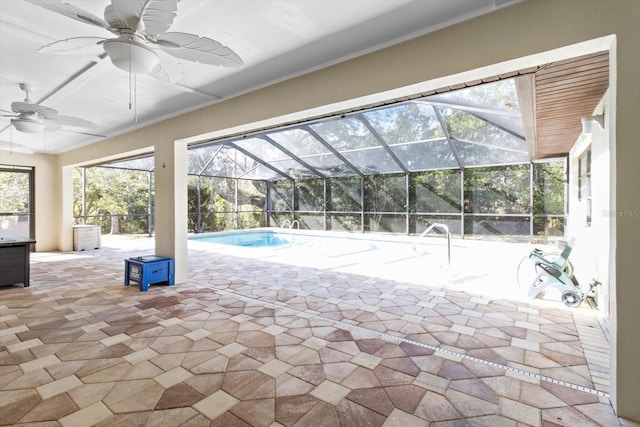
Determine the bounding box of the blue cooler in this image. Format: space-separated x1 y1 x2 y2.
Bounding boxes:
124 256 175 291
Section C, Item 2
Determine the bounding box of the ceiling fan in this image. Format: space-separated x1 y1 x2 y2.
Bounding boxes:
1 83 97 134
26 0 244 82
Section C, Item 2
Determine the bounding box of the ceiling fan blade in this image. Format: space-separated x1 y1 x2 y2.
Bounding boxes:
0 141 35 154
111 0 177 35
24 0 110 30
149 58 184 84
11 102 57 117
54 115 98 129
157 32 244 67
39 37 106 55
0 108 17 116
104 5 131 31
58 129 107 138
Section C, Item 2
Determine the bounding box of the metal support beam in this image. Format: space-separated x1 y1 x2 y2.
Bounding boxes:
460 168 465 238
197 144 224 176
453 137 528 154
357 114 409 174
234 178 239 229
303 126 364 177
405 173 410 235
292 180 297 222
227 142 294 180
466 111 526 141
265 181 271 227
323 179 328 231
529 162 534 241
196 176 201 233
261 135 327 179
360 176 365 233
434 107 464 169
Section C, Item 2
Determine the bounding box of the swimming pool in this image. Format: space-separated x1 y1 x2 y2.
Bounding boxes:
194 231 291 248
189 228 544 301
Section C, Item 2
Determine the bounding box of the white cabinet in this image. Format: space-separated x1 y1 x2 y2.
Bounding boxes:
73 225 101 251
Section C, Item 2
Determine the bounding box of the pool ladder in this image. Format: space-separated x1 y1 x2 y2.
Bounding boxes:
280 220 300 229
413 223 451 269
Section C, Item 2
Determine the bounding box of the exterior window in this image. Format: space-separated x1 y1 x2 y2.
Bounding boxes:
0 166 35 240
578 148 591 225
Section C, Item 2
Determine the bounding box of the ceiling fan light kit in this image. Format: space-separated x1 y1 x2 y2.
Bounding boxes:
2 83 97 134
103 36 160 74
10 117 46 134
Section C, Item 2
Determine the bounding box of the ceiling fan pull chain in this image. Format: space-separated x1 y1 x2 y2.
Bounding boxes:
134 74 138 123
128 37 132 111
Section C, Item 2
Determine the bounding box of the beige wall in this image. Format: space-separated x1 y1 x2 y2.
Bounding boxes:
7 0 640 419
567 96 611 320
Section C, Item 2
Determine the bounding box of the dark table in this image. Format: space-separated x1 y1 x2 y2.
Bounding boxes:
0 238 36 287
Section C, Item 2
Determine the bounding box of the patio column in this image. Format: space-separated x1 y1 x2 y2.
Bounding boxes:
59 165 75 251
154 140 188 284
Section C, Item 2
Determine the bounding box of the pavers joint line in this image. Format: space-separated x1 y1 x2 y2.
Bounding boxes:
199 281 610 400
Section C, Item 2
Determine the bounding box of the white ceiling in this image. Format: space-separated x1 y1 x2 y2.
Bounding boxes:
0 0 520 155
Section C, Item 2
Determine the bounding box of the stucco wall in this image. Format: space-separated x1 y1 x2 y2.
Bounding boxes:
567 96 611 320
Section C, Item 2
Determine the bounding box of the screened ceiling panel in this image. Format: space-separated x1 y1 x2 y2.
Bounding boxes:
233 137 288 161
199 145 264 179
239 164 286 181
390 139 459 170
272 160 322 179
427 78 520 115
453 139 529 166
269 128 333 157
298 153 360 177
439 107 527 153
309 116 380 151
188 145 224 175
341 147 404 175
268 129 350 177
468 111 524 137
102 157 155 171
104 77 533 180
362 103 445 143
233 137 319 178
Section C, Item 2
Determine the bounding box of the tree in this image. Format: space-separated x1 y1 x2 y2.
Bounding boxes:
73 167 151 234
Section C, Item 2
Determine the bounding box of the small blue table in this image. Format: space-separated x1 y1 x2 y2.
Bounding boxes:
124 256 175 291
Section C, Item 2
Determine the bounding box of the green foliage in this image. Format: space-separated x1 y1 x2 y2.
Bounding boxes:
73 167 151 234
329 177 361 212
271 180 293 212
464 165 530 214
533 162 565 215
0 168 32 237
410 170 461 213
0 170 30 213
297 178 324 211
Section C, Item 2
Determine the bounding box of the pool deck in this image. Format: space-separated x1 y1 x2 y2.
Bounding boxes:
0 233 629 426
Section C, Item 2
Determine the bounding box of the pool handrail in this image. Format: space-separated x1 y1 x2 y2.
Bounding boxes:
413 223 451 269
280 219 299 229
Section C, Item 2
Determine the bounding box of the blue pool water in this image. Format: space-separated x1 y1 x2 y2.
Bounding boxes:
192 231 290 248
